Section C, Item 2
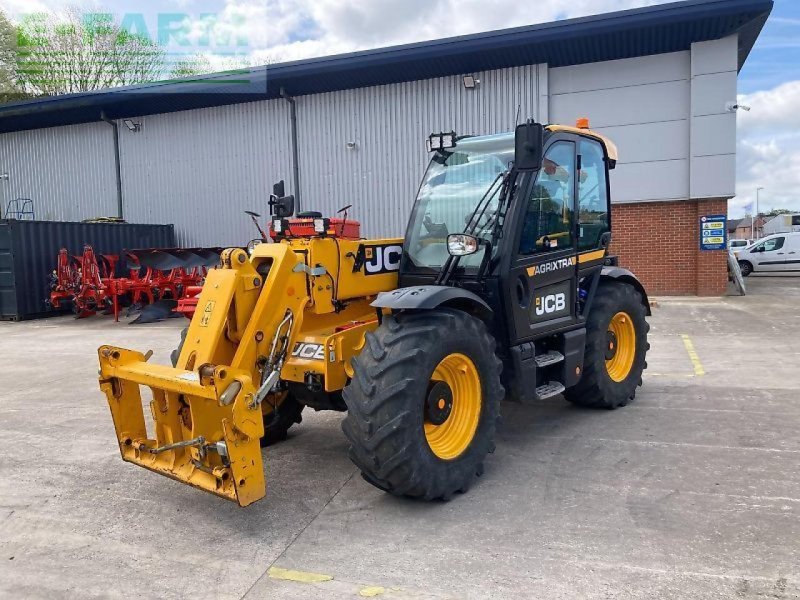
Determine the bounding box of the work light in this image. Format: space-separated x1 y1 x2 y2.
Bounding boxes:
426 131 457 152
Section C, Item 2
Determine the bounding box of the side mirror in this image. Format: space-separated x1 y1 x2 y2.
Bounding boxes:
514 120 544 171
447 234 479 256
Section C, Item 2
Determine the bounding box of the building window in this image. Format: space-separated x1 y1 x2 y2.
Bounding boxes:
519 141 575 255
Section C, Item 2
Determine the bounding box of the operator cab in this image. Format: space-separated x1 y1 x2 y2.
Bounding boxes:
402 120 617 283
387 119 644 402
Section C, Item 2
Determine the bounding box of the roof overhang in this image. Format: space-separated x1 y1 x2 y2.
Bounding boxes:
0 0 773 134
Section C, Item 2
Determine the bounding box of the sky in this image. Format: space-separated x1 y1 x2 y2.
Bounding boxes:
2 0 797 217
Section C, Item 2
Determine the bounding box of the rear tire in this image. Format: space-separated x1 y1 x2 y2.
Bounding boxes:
738 261 753 277
342 308 503 500
564 282 649 409
260 394 304 447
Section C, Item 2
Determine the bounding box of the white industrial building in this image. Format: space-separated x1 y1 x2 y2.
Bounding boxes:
0 0 773 294
763 214 800 236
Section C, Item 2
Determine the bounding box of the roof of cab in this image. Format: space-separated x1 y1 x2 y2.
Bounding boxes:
546 124 620 162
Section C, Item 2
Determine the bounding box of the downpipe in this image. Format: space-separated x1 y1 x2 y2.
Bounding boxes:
280 87 301 212
100 111 124 219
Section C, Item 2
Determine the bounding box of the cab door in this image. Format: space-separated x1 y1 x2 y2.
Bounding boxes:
504 138 579 344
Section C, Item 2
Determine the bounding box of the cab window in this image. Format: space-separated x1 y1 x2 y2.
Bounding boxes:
518 141 575 255
753 237 785 252
577 140 609 250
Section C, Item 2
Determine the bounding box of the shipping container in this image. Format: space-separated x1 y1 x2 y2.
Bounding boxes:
0 220 175 320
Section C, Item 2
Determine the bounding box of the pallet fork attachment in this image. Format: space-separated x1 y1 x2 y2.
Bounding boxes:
98 245 309 506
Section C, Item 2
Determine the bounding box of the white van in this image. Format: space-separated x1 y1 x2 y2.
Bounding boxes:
737 232 800 276
728 238 753 258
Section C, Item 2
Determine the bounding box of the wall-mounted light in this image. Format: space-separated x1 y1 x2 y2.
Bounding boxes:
726 102 751 113
462 75 480 89
345 141 358 150
0 172 9 181
123 119 142 132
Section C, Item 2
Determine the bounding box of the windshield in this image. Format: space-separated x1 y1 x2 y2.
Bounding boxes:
406 133 515 270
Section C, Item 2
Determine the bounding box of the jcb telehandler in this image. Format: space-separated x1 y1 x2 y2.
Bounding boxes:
98 119 650 506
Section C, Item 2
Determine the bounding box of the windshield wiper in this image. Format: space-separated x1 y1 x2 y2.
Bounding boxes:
435 171 508 286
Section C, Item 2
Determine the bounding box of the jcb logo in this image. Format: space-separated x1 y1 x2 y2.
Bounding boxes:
364 244 402 275
535 293 566 316
291 342 326 360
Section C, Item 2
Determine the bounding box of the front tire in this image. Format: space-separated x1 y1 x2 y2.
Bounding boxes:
738 261 753 277
342 309 503 500
565 282 649 409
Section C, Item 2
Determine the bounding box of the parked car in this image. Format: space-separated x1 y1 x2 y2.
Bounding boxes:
737 232 800 276
728 238 753 258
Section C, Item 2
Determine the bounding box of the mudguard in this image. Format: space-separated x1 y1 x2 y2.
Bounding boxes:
372 285 493 318
600 266 651 315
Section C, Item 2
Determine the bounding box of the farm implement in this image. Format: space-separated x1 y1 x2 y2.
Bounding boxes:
48 245 221 321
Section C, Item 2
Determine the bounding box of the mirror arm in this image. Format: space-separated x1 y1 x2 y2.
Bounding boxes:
477 239 493 280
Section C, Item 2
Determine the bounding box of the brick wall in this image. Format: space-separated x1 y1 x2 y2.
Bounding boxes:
609 199 728 296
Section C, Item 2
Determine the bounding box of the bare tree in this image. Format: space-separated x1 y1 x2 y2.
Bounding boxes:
16 8 165 96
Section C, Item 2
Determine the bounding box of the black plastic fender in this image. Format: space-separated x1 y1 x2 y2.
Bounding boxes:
600 266 651 315
371 285 493 320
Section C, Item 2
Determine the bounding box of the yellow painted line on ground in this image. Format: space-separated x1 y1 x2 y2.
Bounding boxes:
359 586 386 597
268 566 333 583
680 334 705 376
645 372 697 378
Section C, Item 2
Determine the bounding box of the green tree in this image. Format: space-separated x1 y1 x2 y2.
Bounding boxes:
16 9 165 96
0 9 26 102
170 52 278 79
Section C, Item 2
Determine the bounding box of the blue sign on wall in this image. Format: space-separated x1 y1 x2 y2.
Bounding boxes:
700 214 727 251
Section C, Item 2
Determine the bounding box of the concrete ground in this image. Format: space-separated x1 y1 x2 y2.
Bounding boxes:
1 275 798 599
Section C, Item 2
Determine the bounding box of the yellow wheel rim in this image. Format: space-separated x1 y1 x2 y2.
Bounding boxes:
606 311 636 382
424 353 482 460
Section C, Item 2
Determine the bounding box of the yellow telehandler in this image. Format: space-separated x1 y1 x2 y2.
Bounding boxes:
98 119 650 506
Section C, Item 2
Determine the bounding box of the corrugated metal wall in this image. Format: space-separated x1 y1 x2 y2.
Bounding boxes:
119 100 293 246
296 65 541 237
0 63 542 245
0 122 118 221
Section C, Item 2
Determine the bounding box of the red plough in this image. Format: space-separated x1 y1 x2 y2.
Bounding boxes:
48 245 222 322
